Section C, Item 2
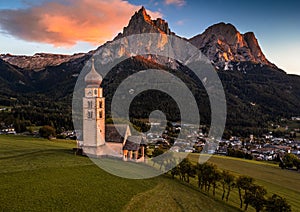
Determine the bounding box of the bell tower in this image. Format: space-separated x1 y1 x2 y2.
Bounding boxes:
83 58 105 147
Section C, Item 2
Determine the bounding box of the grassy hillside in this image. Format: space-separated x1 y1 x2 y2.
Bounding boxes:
188 154 300 211
1 135 299 211
0 135 238 211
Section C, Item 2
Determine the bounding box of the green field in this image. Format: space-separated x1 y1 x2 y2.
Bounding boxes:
1 135 299 211
0 135 239 211
188 154 300 211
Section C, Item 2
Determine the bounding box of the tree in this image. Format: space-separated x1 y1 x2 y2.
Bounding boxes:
13 118 28 133
265 194 291 212
170 165 180 179
186 164 197 183
294 158 300 171
178 158 194 182
244 184 266 212
202 163 213 192
236 176 254 208
211 167 221 197
196 163 205 190
196 163 216 193
220 170 235 202
282 153 300 169
220 172 226 200
39 125 56 139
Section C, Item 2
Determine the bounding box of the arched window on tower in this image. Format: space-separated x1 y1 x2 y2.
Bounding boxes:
88 101 93 109
88 111 93 119
99 111 103 119
99 101 102 108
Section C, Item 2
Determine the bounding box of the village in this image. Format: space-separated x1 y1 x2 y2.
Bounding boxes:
1 116 300 164
1 120 299 163
146 119 300 161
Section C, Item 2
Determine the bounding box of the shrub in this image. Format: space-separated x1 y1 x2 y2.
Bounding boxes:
39 125 56 139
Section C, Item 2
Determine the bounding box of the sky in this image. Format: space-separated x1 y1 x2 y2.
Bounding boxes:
0 0 299 75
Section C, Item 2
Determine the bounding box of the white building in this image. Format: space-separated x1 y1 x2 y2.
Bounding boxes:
81 58 146 161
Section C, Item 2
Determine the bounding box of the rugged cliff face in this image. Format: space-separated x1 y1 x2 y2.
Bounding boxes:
189 22 275 69
114 7 174 40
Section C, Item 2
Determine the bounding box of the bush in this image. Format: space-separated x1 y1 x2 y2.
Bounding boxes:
282 153 300 169
152 148 165 157
265 194 291 212
227 148 252 160
39 125 56 139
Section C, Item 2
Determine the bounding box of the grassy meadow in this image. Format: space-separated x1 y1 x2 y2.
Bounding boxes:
0 135 299 211
188 154 300 211
0 135 239 211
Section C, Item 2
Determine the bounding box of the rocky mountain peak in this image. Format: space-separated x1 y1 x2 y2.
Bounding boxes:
114 7 174 40
189 22 275 69
204 22 238 37
243 32 269 64
136 6 152 23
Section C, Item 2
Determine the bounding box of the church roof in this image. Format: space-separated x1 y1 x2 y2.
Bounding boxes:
123 136 147 151
105 124 130 143
85 58 103 88
123 136 142 151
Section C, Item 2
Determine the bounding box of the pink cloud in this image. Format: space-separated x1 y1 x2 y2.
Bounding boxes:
164 0 186 7
0 0 161 47
176 20 184 26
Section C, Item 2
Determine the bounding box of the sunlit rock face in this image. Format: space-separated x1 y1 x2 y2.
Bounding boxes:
189 22 275 69
114 6 175 41
113 8 275 71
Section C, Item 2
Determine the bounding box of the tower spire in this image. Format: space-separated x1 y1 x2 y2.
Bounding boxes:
84 57 103 88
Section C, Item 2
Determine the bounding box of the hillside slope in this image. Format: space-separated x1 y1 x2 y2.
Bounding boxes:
0 135 239 211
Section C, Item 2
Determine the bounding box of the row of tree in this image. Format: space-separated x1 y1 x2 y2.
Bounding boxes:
168 158 291 212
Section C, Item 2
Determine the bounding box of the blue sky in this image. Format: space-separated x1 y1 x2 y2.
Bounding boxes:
0 0 299 75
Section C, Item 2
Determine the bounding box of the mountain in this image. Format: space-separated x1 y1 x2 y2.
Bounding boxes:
0 58 32 94
0 53 85 71
114 7 174 40
189 22 275 69
0 7 299 136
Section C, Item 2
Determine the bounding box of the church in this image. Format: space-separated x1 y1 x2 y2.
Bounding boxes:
81 58 146 162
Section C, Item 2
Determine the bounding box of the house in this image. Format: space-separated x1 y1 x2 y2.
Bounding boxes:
275 145 291 153
1 128 16 135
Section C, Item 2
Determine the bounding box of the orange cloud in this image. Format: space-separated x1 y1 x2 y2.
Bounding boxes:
0 0 161 47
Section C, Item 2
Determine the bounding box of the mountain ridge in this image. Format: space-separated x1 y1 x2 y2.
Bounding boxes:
0 7 278 73
0 52 86 71
0 7 299 135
